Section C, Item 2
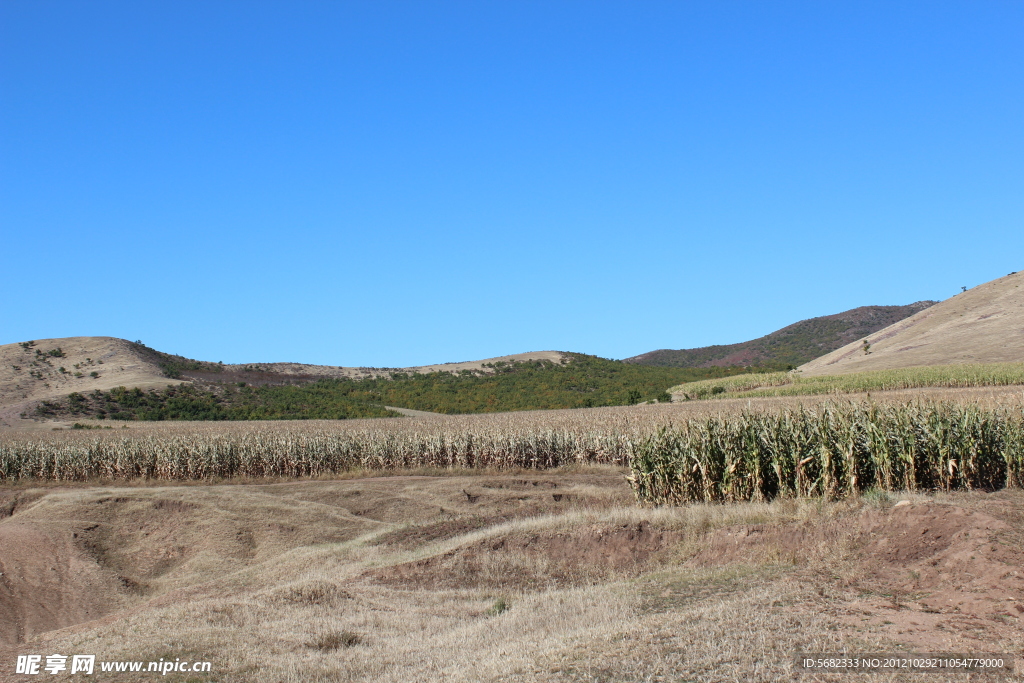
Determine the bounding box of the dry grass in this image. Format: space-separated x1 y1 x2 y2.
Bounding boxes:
57 577 864 683
17 498 858 682
4 475 1022 682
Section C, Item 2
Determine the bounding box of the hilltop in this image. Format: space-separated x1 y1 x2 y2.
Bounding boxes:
21 353 757 422
0 337 185 426
624 302 935 369
217 351 568 382
800 271 1024 375
9 273 1019 424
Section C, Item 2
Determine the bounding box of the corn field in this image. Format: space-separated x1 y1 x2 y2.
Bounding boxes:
0 401 774 482
3 399 1024 501
627 402 1024 505
671 361 1024 400
0 418 641 481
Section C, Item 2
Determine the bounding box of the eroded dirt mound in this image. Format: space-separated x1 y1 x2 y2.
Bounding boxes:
0 522 130 644
2 470 1020 681
0 485 385 645
0 472 634 645
690 498 1024 651
849 501 1024 649
692 502 1021 598
373 521 684 590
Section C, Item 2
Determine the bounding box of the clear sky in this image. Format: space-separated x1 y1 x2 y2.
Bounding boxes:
2 1 1022 367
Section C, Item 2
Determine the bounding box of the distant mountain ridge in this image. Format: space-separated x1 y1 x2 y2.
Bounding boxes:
624 302 937 369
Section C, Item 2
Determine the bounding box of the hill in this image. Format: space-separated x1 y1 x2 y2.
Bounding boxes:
1 339 759 423
800 271 1024 375
624 302 936 369
0 337 186 426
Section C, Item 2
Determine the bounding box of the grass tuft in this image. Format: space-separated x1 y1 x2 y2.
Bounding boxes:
309 631 363 651
487 597 511 616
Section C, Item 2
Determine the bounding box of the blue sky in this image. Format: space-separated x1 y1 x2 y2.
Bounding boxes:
2 1 1022 366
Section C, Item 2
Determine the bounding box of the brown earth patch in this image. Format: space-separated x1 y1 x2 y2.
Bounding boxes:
0 471 632 648
689 497 1024 654
1 473 1021 682
0 522 131 644
372 521 684 590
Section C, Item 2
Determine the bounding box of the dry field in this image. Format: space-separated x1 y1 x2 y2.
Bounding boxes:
2 388 1023 681
0 475 1021 682
8 383 1024 435
4 387 1024 483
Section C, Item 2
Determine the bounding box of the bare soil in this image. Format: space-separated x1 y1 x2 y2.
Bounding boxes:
374 520 684 590
691 493 1024 653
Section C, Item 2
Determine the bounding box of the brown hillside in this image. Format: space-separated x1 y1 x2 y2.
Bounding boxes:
800 270 1024 375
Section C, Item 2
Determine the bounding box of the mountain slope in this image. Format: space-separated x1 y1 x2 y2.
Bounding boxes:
624 302 936 369
800 271 1024 375
216 351 568 382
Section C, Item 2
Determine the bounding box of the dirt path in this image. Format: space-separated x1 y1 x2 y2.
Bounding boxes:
384 405 444 418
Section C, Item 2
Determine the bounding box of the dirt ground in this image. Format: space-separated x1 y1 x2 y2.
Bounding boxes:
1 471 1021 682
